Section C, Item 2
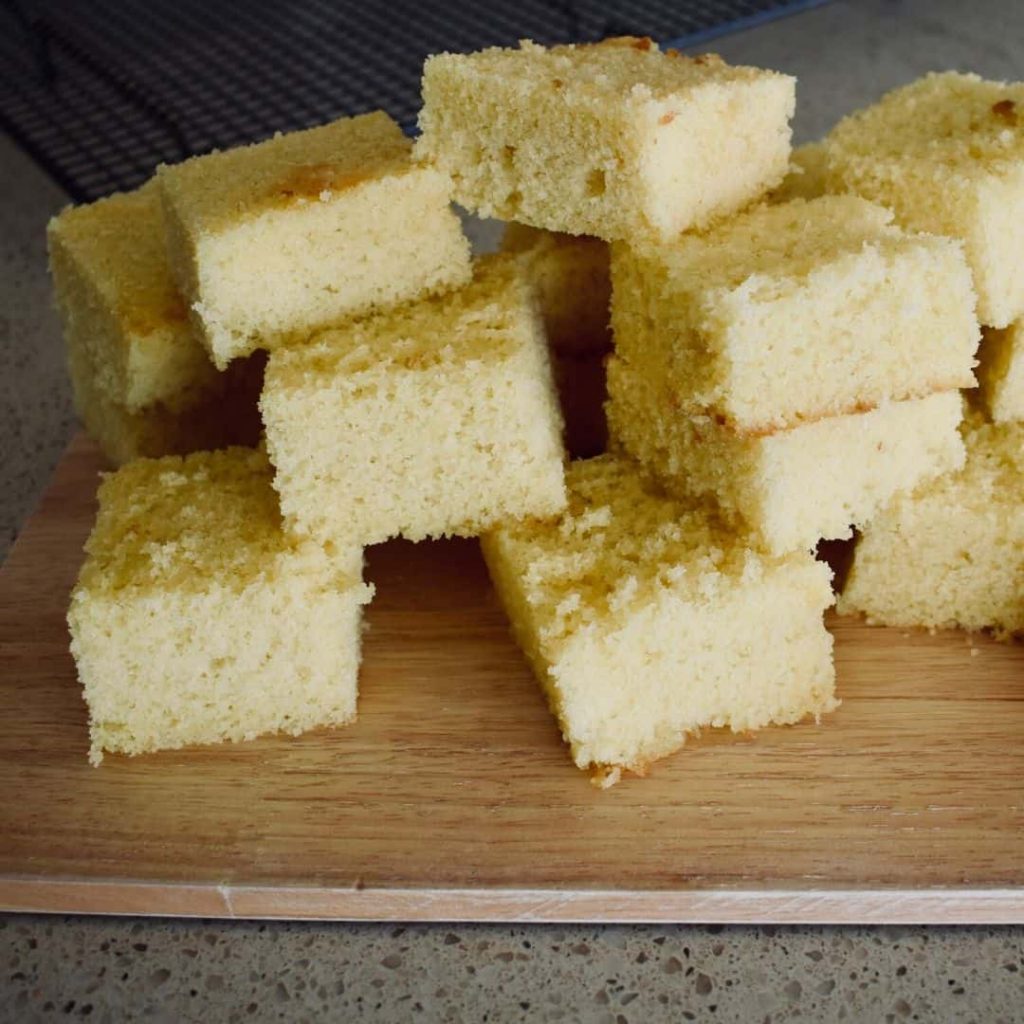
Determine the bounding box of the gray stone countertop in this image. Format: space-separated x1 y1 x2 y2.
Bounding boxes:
2 0 1022 1020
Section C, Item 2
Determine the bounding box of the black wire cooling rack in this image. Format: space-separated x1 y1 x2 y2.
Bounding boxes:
1 0 827 203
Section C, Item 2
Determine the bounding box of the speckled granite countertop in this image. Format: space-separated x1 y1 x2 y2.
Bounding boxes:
2 1 1022 1020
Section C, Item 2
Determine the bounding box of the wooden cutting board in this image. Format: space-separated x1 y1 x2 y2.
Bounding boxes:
1 435 1022 924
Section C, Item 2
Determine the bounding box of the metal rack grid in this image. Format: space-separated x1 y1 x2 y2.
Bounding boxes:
1 0 826 202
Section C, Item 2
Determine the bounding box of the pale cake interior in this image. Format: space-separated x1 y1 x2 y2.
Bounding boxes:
261 256 567 547
68 448 371 765
611 196 979 433
824 72 1024 327
839 416 1024 636
416 38 794 241
481 455 836 784
607 363 967 555
158 112 472 367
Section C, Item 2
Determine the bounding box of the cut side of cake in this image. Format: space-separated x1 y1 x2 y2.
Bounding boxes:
158 111 472 367
977 321 1024 422
68 448 372 765
481 454 837 786
824 72 1024 327
607 366 967 555
48 180 217 412
501 223 611 457
416 38 795 241
260 256 567 547
838 416 1024 637
611 196 980 434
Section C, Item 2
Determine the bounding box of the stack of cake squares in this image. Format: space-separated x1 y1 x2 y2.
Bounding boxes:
50 38 1020 784
418 38 845 784
47 181 264 464
800 72 1024 637
56 110 568 766
604 193 978 555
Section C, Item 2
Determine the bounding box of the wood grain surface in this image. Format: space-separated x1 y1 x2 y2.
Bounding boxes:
0 435 1022 923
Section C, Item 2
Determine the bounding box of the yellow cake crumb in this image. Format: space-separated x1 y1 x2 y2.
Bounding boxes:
68 448 372 764
158 111 471 367
261 256 567 547
838 416 1024 637
48 180 218 412
416 38 794 241
481 454 836 783
610 196 979 433
825 72 1024 327
607 369 967 555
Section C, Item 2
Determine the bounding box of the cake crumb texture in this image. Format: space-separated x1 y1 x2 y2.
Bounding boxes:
68 448 371 764
416 38 794 241
824 72 1024 327
610 195 979 434
158 111 471 367
47 180 217 412
607 369 967 555
481 454 836 781
261 255 567 547
838 416 1024 637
